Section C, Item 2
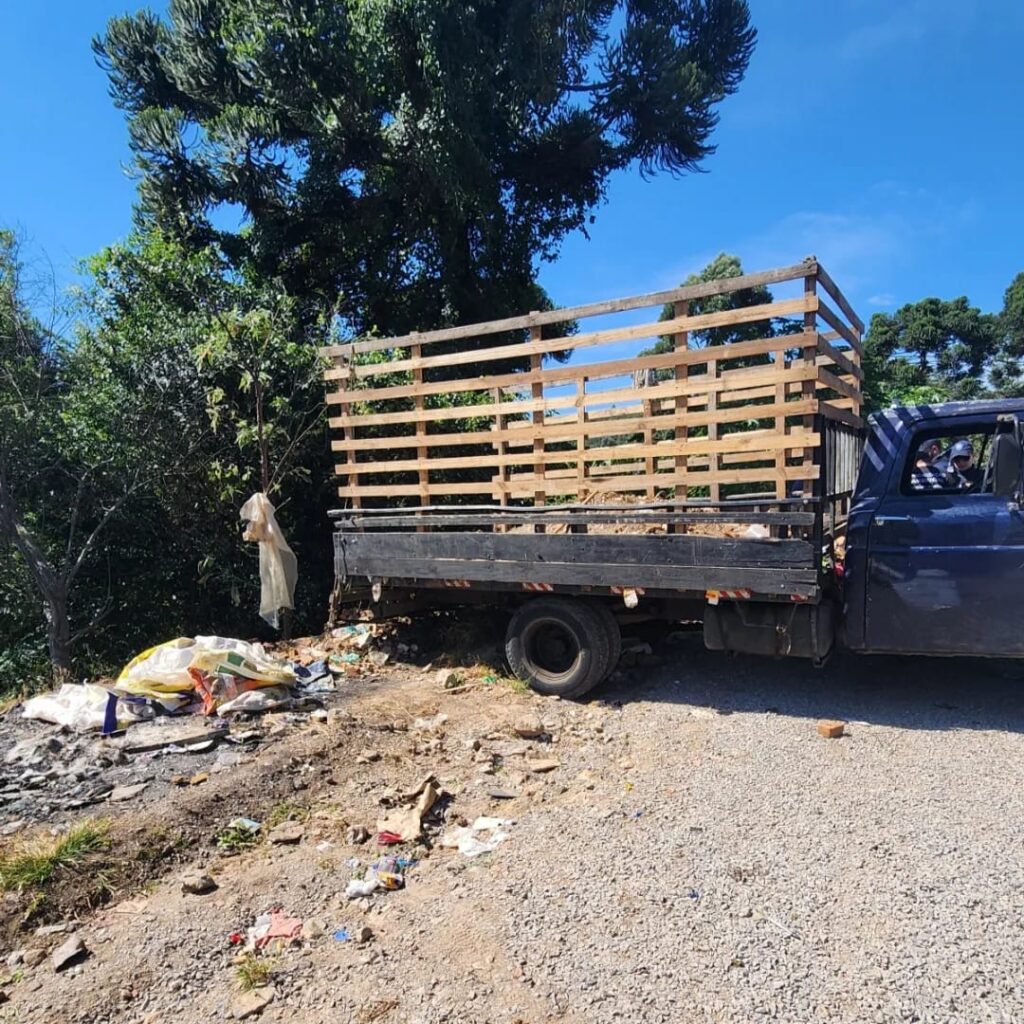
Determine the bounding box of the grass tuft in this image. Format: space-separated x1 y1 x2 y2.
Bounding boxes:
0 821 109 893
235 953 277 991
264 801 310 829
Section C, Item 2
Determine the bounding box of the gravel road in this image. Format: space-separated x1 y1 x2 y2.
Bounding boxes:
6 625 1024 1024
497 635 1024 1024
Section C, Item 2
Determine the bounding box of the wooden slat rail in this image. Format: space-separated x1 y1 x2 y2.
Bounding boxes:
322 259 863 506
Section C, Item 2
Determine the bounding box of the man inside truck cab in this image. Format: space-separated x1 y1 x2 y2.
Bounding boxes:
914 438 942 468
934 439 981 491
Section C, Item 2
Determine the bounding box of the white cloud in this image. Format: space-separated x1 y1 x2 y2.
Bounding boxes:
867 293 896 307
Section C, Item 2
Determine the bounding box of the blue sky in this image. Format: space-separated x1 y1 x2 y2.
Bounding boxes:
2 0 1022 327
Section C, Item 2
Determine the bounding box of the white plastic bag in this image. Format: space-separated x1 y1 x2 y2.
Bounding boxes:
240 492 298 630
22 684 118 733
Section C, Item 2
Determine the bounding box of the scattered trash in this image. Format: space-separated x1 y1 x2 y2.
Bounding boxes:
246 908 303 951
51 935 88 972
22 684 124 734
119 719 224 753
240 491 298 631
376 774 444 842
376 831 403 846
333 928 351 942
687 888 700 900
817 719 846 739
333 652 361 665
315 841 334 853
115 636 295 712
440 816 512 858
181 871 218 895
218 818 262 852
344 855 409 899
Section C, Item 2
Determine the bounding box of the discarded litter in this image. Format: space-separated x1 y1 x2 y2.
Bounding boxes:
23 684 123 734
344 855 410 899
333 928 350 942
440 816 512 858
218 818 262 852
240 492 298 631
376 774 445 842
246 907 302 951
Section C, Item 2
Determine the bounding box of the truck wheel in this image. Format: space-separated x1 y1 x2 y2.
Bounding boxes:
589 601 622 678
505 597 610 699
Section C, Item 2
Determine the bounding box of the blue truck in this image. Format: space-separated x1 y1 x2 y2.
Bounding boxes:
331 398 1023 697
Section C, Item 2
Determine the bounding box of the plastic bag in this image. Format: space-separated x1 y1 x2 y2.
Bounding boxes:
240 492 298 630
22 684 120 733
115 636 294 705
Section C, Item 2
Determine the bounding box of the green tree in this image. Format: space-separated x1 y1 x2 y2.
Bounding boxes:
0 230 209 677
95 0 756 338
862 296 999 410
990 272 1024 396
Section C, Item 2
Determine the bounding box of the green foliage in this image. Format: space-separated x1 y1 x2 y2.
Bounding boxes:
863 296 1000 410
95 0 755 338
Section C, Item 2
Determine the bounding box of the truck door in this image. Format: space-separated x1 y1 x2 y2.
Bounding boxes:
865 415 1024 656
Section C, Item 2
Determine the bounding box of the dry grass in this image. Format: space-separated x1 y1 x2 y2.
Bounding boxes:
0 821 110 893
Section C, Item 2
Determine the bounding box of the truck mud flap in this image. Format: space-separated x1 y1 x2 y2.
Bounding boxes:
703 600 836 660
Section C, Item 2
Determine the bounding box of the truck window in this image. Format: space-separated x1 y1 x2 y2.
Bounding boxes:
901 426 995 495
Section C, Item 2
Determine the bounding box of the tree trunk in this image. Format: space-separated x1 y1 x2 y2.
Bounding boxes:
42 580 72 680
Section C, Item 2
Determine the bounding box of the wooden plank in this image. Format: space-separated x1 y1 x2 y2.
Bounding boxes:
325 332 792 395
333 429 820 476
329 398 821 452
529 321 545 513
814 262 864 334
335 550 818 593
341 510 818 529
329 363 820 428
321 260 817 358
815 297 863 356
818 401 863 429
341 531 815 569
336 461 817 501
672 299 690 511
815 337 864 381
341 298 815 380
410 337 429 506
817 366 860 402
706 357 720 502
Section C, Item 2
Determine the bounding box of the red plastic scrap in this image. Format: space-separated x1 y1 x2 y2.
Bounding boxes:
377 831 403 846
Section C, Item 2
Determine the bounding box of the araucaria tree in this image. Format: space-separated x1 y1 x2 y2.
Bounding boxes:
96 0 756 336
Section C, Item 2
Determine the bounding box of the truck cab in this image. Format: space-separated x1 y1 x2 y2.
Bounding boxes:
844 400 1024 657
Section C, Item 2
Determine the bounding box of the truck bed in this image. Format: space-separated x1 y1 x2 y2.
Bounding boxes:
331 499 825 604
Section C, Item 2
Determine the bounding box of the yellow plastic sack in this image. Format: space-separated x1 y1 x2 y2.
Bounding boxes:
240 493 298 630
115 636 295 703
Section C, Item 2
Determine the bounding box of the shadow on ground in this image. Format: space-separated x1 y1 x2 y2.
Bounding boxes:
597 627 1024 735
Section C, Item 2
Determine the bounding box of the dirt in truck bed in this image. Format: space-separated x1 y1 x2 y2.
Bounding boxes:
3 612 1023 1024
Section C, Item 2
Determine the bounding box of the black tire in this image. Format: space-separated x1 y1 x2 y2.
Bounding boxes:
505 597 611 699
589 601 622 679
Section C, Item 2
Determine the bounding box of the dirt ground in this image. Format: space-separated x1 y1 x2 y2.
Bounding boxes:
3 618 1024 1024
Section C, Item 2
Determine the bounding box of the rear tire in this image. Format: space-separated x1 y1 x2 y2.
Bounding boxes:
589 601 622 679
505 597 610 699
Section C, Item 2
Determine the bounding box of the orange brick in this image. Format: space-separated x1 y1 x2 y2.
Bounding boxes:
817 719 846 739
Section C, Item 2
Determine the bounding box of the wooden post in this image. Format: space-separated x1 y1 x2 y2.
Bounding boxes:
671 300 689 526
410 334 430 510
774 344 789 500
337 354 361 510
706 357 720 502
576 374 588 500
802 272 819 501
530 316 546 531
